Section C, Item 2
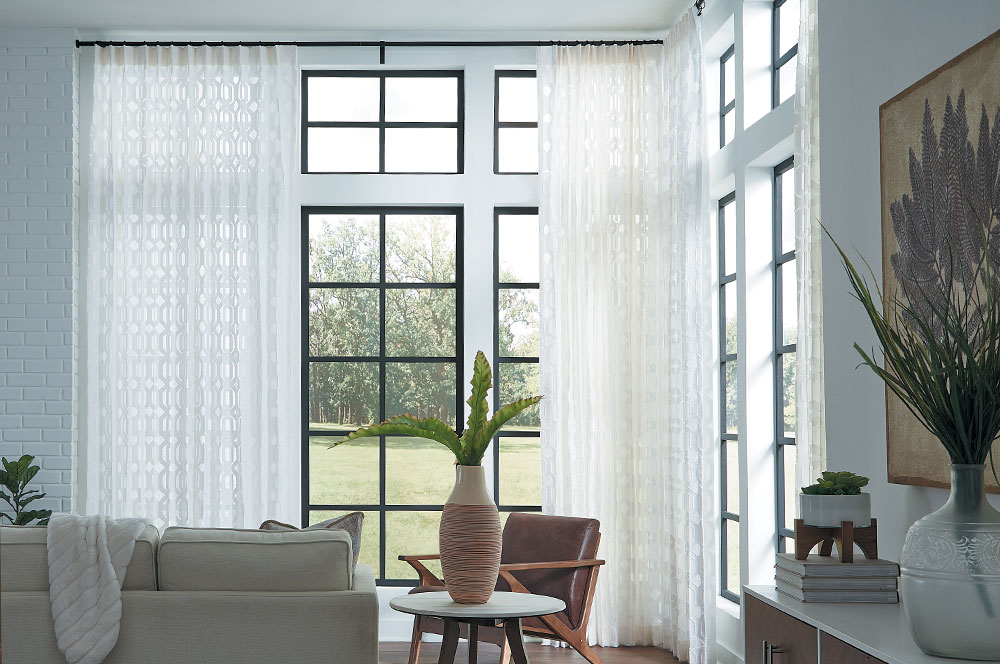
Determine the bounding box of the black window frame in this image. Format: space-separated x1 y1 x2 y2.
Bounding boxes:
300 205 465 586
772 0 799 108
719 44 736 149
773 157 796 553
301 70 466 175
493 207 543 516
494 70 538 175
718 191 740 604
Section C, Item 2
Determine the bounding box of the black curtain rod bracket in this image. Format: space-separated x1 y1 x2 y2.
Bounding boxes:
75 38 665 49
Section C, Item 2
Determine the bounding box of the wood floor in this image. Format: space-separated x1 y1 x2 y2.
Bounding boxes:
379 642 681 664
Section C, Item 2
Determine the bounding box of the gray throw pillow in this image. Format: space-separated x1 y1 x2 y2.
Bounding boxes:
260 512 364 574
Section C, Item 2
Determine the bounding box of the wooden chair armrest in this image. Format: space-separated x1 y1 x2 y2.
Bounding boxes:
398 554 445 588
499 559 605 572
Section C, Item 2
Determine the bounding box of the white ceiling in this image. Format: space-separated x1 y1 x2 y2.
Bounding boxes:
0 0 690 34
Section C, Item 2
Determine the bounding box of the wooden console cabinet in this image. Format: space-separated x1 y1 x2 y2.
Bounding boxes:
744 586 978 664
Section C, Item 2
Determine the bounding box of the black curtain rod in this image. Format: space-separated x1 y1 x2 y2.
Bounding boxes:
75 39 665 48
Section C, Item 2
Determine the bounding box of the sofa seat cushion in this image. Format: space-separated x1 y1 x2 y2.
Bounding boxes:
0 523 159 591
157 527 353 592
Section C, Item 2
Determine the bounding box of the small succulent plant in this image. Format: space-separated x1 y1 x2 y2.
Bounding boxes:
802 471 870 496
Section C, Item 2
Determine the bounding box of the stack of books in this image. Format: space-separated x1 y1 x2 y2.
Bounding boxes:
775 553 900 603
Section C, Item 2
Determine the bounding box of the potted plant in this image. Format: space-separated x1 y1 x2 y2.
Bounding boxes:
799 471 871 528
0 455 53 526
832 231 1000 660
333 350 541 604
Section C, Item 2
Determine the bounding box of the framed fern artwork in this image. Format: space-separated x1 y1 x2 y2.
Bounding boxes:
879 28 1000 492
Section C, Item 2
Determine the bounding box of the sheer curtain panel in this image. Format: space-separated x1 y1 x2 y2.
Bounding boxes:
537 11 715 663
794 0 827 492
85 46 299 529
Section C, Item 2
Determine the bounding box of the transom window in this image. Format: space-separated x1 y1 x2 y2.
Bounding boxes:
302 71 465 174
494 71 538 174
772 0 799 106
773 158 797 553
718 192 740 604
301 206 464 584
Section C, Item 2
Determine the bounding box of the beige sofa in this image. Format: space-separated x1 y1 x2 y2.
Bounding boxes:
0 525 378 664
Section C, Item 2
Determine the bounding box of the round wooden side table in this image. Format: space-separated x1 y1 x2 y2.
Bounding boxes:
390 590 566 664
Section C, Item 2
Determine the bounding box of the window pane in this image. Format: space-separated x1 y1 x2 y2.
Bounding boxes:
386 436 455 505
309 435 379 505
498 214 539 283
725 440 740 515
782 260 798 346
724 199 736 275
309 288 379 357
724 281 737 356
778 55 796 105
500 436 540 506
311 510 380 578
499 288 539 358
498 127 538 173
386 511 442 581
724 112 736 145
778 0 800 56
725 360 738 434
781 167 795 254
724 55 736 105
783 444 798 530
307 76 380 122
385 77 458 122
307 127 379 173
782 351 796 434
498 362 540 431
726 519 741 593
498 76 537 122
385 214 457 283
385 289 456 357
309 214 380 283
386 362 457 426
309 361 379 428
385 128 458 173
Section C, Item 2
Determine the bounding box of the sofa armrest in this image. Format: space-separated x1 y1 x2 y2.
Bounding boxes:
353 563 376 594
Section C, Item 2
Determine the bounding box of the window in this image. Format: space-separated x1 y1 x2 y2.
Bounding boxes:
773 158 796 553
718 192 740 603
720 45 736 148
494 71 538 174
772 0 799 107
302 206 464 584
494 208 542 521
302 71 465 174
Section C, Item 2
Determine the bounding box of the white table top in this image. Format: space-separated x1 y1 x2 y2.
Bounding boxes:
390 591 566 619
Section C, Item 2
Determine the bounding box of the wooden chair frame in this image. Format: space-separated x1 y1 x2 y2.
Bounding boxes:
399 537 605 664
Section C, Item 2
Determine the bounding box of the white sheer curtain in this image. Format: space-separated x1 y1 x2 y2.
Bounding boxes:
85 46 299 529
794 0 827 492
537 11 715 663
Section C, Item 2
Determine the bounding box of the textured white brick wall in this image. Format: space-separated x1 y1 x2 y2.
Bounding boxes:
0 29 77 514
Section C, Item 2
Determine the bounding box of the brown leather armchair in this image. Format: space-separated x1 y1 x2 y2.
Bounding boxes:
399 512 605 664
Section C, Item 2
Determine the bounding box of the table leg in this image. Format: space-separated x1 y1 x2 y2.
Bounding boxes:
438 618 460 664
503 618 530 664
467 623 478 664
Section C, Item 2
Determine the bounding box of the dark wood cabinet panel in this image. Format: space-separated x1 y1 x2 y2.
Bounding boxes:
820 632 881 664
745 595 818 664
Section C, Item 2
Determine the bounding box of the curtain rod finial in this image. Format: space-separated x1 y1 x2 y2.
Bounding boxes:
694 0 706 16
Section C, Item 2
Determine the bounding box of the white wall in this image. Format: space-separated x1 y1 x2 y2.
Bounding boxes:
818 0 1000 562
0 28 77 514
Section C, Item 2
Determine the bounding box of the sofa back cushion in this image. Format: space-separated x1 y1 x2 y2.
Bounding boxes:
157 527 353 592
0 524 159 591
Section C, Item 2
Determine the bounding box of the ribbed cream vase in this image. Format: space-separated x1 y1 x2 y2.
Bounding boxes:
439 464 501 604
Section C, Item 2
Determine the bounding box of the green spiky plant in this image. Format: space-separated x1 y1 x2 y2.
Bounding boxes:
0 455 53 526
330 351 542 466
802 471 870 495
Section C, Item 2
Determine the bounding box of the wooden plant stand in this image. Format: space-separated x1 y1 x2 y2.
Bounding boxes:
794 518 878 562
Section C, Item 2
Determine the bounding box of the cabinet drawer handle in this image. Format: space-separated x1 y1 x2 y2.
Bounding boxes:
762 642 784 663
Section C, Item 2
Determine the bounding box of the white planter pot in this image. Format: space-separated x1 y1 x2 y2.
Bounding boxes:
798 493 871 528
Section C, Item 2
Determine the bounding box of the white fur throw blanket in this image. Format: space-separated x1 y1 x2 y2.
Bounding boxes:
46 514 148 664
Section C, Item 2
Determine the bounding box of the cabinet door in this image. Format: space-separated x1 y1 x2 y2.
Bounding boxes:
820 632 875 664
745 595 818 664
